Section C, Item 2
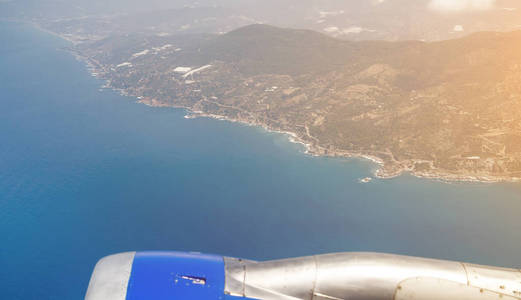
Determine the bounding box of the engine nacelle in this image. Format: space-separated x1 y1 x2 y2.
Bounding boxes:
85 251 521 300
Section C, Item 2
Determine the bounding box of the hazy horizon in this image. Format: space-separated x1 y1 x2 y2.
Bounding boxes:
3 0 521 42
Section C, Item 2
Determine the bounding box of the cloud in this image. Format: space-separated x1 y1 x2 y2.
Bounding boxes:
428 0 496 12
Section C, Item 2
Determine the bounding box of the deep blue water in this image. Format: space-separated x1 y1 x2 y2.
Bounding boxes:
1 21 520 299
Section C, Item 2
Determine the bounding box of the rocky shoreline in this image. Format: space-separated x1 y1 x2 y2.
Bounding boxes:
137 98 521 184
80 56 521 184
38 24 520 184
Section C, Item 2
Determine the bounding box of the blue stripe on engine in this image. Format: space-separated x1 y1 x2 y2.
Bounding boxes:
126 251 226 300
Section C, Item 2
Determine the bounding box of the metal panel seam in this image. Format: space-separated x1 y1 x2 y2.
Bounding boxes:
242 262 246 297
392 277 413 300
460 262 470 286
310 255 318 300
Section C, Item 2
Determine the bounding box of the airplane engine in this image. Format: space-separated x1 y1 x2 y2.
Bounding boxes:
85 251 521 300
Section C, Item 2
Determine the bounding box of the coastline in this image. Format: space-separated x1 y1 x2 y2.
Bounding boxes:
144 99 520 184
32 23 521 184
92 68 521 184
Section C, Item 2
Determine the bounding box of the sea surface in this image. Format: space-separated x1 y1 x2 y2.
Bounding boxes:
1 21 520 299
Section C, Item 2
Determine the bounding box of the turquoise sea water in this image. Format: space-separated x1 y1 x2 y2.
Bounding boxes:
1 21 520 299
